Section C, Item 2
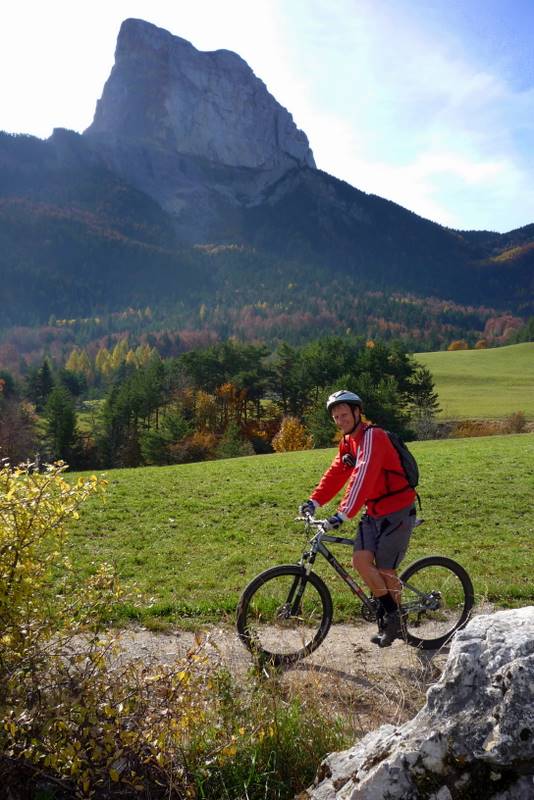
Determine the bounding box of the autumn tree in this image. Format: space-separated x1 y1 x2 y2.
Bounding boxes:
65 348 93 382
95 347 112 378
272 416 313 452
110 338 130 371
194 391 218 433
0 398 37 464
448 339 469 351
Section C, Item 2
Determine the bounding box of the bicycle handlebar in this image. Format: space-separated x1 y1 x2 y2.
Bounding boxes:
295 513 330 530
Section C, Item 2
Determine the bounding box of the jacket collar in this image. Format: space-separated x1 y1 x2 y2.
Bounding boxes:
343 421 369 449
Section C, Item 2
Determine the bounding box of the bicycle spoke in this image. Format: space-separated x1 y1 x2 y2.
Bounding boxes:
400 557 473 649
237 565 332 665
247 577 322 652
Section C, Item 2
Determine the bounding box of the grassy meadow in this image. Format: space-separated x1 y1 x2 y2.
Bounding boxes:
68 432 534 627
415 341 534 420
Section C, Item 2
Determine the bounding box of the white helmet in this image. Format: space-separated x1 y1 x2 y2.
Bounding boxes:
326 389 362 413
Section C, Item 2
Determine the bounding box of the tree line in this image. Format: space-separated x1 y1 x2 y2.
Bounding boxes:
0 336 440 470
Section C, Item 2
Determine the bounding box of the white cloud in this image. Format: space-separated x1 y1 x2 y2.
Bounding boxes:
281 0 534 231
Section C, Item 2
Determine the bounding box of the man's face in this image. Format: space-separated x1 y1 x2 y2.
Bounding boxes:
332 402 360 434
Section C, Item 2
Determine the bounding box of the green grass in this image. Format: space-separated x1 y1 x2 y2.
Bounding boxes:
68 433 534 625
415 341 534 420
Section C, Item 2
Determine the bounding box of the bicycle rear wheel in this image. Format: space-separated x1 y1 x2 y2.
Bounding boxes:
399 555 474 650
236 564 333 667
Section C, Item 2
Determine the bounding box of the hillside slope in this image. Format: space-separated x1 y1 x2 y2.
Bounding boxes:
68 433 534 621
416 342 534 419
0 18 533 331
1 129 533 333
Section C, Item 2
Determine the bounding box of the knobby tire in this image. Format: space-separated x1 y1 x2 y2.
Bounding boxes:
399 555 475 650
236 564 333 667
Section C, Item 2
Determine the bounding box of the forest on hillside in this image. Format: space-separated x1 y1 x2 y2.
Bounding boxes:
0 284 525 377
0 336 442 471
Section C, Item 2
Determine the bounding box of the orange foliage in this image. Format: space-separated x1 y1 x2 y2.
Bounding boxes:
447 340 469 351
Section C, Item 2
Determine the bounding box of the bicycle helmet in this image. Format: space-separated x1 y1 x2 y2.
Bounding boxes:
326 389 363 413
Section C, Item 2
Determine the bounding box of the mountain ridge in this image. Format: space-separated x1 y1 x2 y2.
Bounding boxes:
0 18 532 343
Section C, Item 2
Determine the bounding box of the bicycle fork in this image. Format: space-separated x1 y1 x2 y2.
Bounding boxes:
282 549 318 617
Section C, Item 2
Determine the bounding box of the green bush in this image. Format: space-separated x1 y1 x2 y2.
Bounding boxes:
0 462 347 799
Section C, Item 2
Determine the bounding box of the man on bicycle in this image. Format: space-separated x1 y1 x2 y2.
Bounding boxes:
299 389 417 647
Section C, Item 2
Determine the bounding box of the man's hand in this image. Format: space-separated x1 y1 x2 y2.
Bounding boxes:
299 499 317 516
324 512 346 530
342 453 356 468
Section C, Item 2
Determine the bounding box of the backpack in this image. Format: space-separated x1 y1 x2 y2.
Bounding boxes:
364 425 421 507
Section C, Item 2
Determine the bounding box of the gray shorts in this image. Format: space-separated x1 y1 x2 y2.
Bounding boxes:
354 504 417 569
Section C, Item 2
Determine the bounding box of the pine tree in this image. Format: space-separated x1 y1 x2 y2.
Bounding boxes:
45 386 77 461
305 396 336 449
26 360 54 411
216 421 254 459
409 365 441 417
409 365 441 440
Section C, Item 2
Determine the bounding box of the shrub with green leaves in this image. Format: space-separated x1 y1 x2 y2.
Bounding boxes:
0 462 347 799
0 461 107 658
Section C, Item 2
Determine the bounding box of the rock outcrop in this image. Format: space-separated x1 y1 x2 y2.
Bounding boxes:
305 607 534 800
86 18 314 171
83 18 315 237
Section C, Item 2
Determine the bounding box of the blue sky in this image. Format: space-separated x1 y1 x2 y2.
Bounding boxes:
1 0 533 233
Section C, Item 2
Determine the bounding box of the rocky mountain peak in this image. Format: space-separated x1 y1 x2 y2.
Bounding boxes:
84 18 315 172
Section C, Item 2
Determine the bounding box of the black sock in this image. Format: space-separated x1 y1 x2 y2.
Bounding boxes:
377 593 397 614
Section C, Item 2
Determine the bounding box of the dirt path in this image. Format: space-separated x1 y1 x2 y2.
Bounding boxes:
113 620 450 730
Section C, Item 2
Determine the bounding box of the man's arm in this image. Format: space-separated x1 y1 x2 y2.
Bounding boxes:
310 450 351 508
338 427 383 519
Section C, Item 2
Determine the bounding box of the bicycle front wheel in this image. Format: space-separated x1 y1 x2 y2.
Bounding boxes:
236 564 333 667
399 555 474 650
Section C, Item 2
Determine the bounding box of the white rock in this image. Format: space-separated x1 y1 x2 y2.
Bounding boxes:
85 18 314 171
83 19 317 237
305 607 534 800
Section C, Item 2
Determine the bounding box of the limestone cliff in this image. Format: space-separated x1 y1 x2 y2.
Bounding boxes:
83 18 315 235
306 607 534 800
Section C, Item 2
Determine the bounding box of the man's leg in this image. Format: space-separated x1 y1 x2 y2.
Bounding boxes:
372 508 417 647
378 569 402 605
352 550 399 644
352 549 389 596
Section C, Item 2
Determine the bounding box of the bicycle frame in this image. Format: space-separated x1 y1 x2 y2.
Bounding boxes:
294 516 441 620
298 526 376 613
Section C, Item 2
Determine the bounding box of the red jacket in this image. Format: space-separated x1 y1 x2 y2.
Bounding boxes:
311 424 416 519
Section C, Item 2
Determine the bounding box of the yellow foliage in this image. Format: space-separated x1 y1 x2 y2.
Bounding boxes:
110 338 129 370
195 390 218 432
0 466 345 797
0 463 107 652
272 416 313 452
95 347 112 376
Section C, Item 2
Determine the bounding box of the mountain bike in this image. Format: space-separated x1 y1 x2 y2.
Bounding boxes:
236 514 474 667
